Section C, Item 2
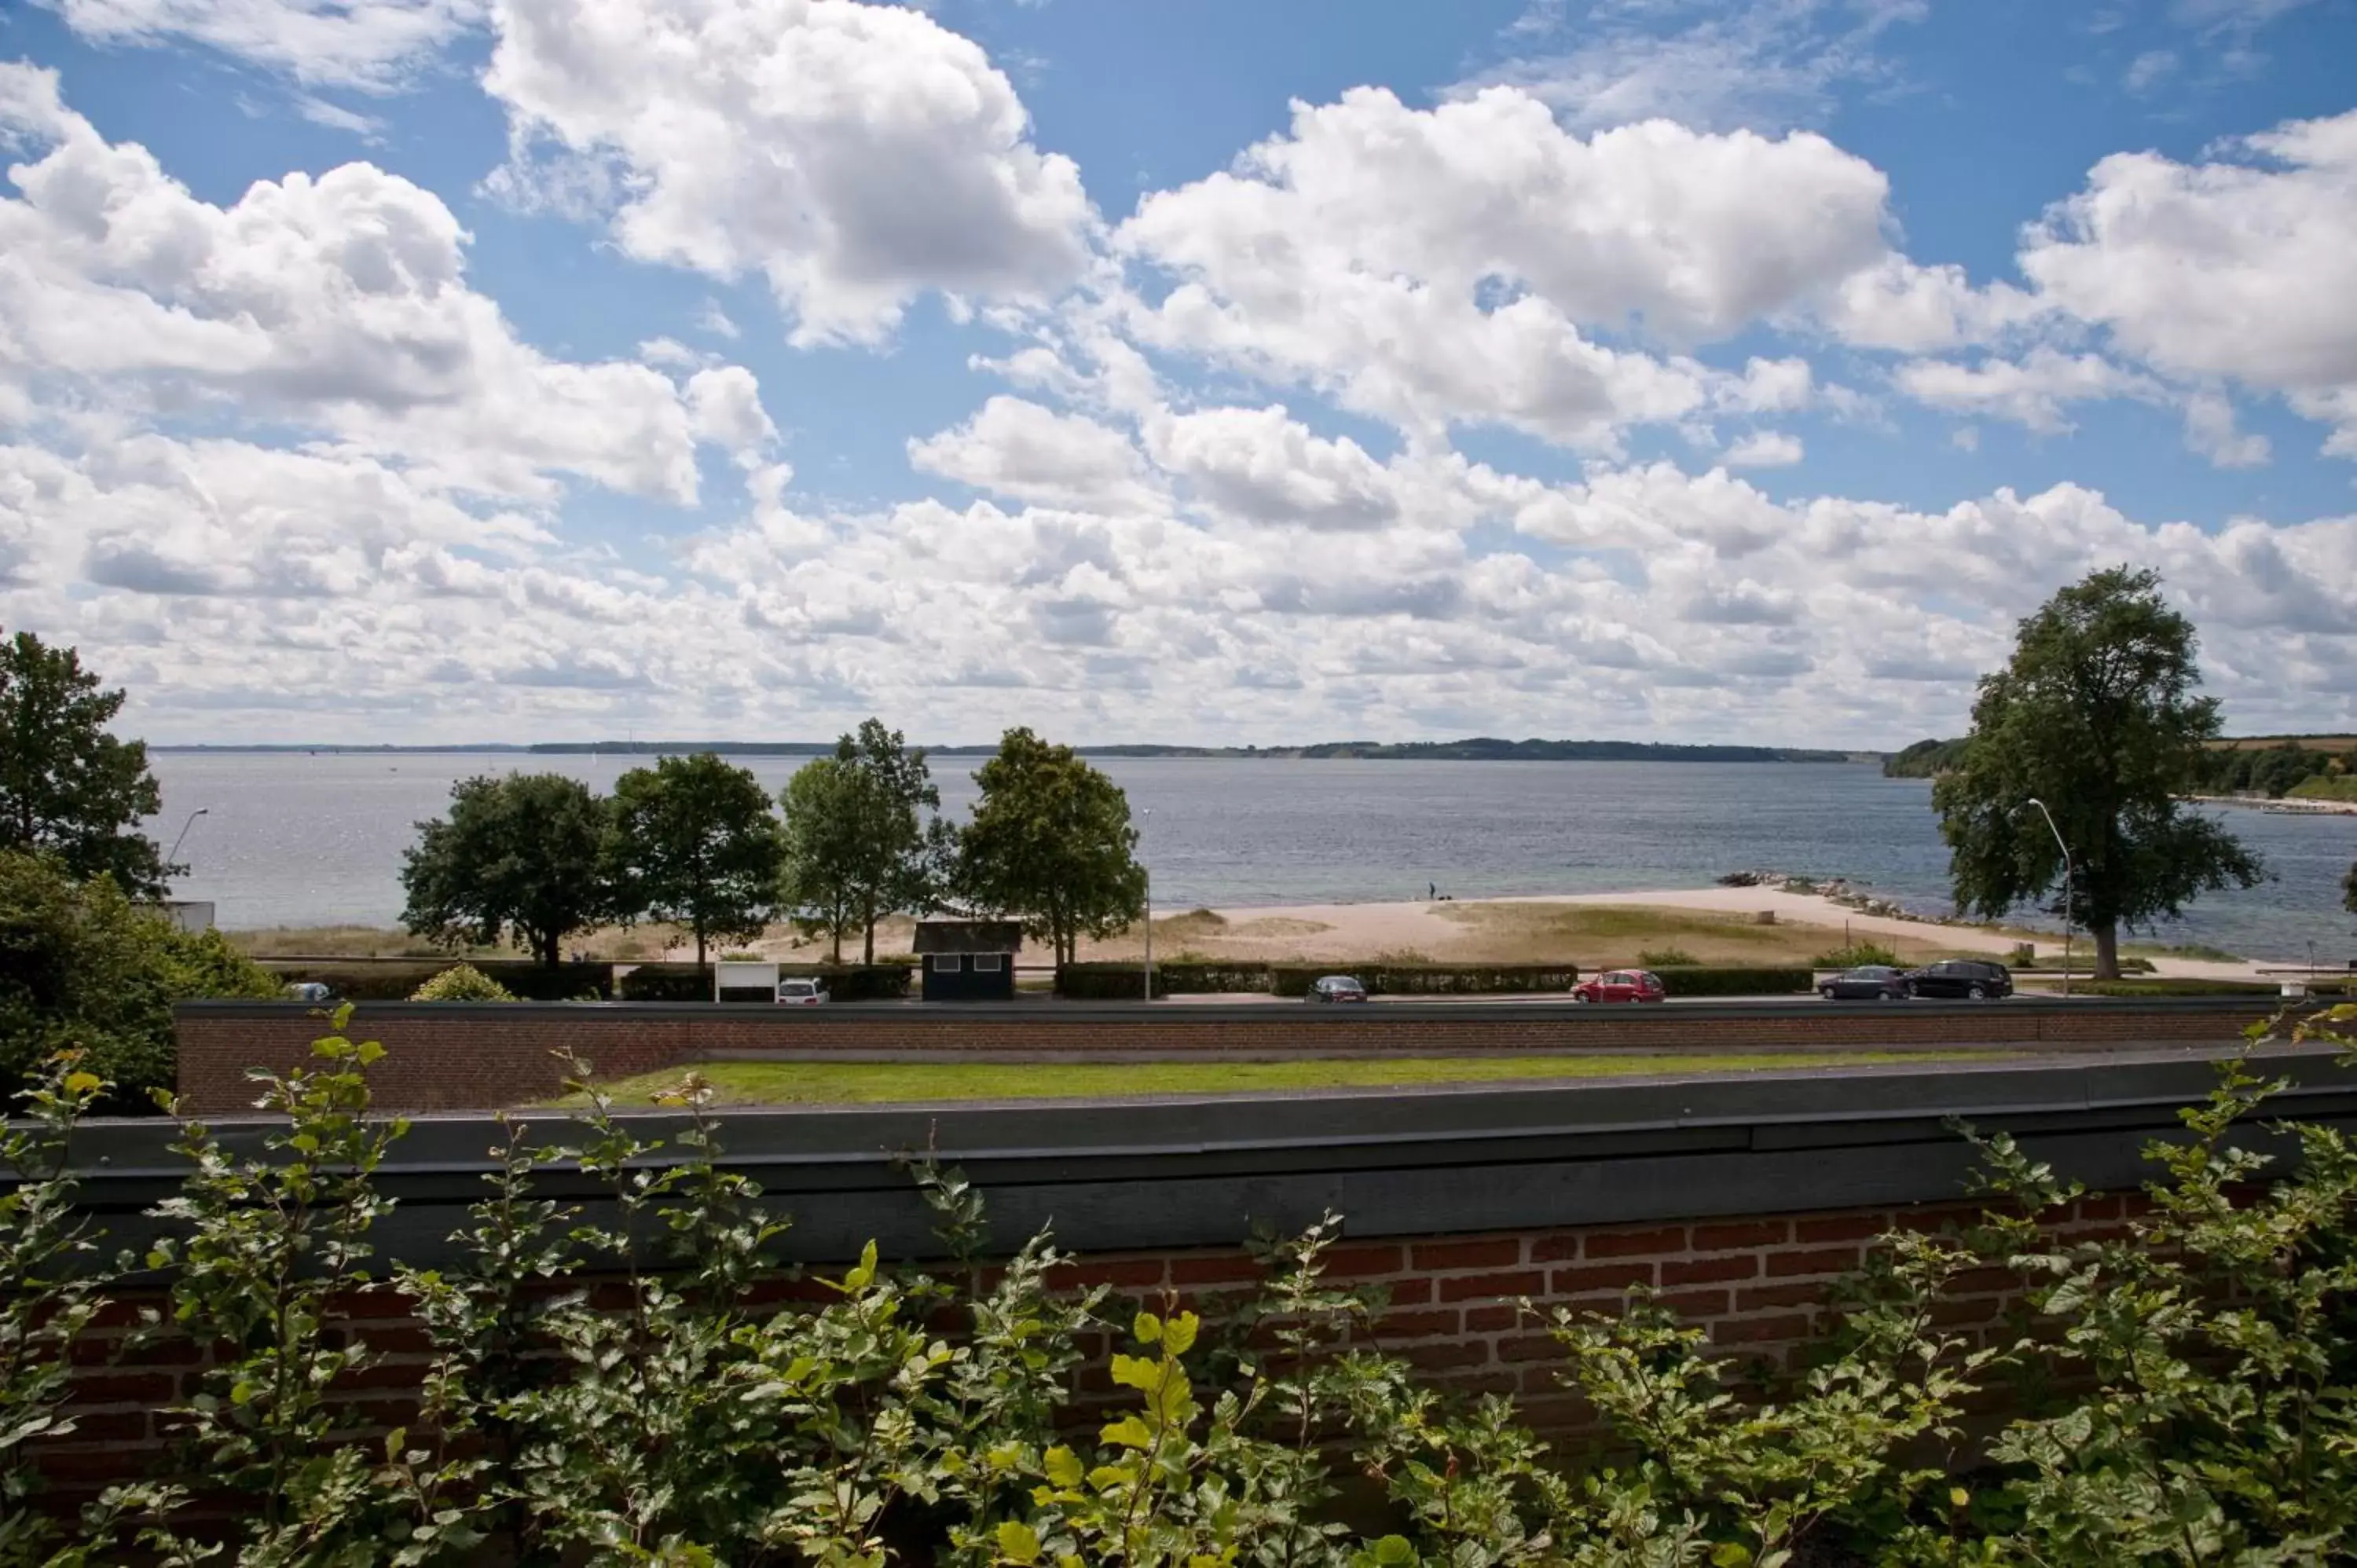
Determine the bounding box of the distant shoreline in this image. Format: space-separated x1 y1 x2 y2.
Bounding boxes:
2191 793 2357 817
154 740 1872 763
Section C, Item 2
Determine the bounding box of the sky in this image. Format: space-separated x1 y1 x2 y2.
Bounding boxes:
1 0 2354 749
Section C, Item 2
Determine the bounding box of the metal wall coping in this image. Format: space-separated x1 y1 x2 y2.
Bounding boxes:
27 1045 2355 1265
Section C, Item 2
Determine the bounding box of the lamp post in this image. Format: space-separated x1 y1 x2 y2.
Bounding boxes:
2022 798 2073 998
1140 807 1153 1004
166 807 209 871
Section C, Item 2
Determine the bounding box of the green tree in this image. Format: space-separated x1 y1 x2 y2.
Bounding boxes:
777 758 862 962
1933 566 2265 979
778 720 952 964
0 849 277 1108
606 753 783 965
0 629 169 897
956 727 1146 966
400 773 610 968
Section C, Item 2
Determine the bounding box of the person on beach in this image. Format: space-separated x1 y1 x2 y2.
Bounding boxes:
1429 881 1437 899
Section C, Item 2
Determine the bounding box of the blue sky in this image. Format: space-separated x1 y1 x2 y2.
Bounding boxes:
1 0 2353 747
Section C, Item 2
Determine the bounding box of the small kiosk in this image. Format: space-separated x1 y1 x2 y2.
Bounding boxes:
912 920 1021 1002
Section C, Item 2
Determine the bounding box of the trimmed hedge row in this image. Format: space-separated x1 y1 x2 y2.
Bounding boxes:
614 962 915 1002
260 959 612 1001
2075 976 2354 998
1056 962 1277 999
1651 965 1813 997
1267 964 1588 998
1061 962 1814 999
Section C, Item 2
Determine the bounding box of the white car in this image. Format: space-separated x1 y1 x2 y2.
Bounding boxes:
776 978 830 1005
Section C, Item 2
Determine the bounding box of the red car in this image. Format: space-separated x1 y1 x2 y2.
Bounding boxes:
1571 969 1666 1004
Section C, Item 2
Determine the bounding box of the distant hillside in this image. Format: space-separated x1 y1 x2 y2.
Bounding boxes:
166 737 1858 763
536 737 1856 763
1884 733 2357 785
1288 738 1852 763
1882 738 1970 778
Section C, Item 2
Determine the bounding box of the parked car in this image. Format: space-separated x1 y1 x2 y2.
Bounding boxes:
1902 959 2013 1000
1571 969 1666 1004
1819 964 1910 1001
282 980 332 1003
776 978 830 1005
1307 975 1368 1002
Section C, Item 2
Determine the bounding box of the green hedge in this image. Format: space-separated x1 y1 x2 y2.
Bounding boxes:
1056 962 1274 999
1267 964 1585 998
616 962 915 1002
262 959 614 1001
1651 965 1813 998
795 964 915 1002
2074 976 2353 998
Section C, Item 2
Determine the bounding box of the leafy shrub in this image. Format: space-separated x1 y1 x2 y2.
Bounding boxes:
266 958 616 1001
1813 941 1901 968
614 961 713 1001
9 1009 2357 1564
1651 965 1814 996
409 962 517 1002
718 950 764 962
0 850 278 1110
1636 945 1700 968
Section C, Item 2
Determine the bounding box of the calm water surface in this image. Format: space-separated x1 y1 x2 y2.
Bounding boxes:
143 755 2357 962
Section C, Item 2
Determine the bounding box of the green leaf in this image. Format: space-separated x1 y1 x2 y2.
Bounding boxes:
1100 1415 1155 1450
996 1521 1042 1564
1109 1354 1162 1392
1710 1546 1752 1568
1045 1446 1085 1489
1163 1311 1199 1355
1135 1310 1163 1345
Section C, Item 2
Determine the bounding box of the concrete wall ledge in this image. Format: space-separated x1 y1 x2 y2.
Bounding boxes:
53 1044 2356 1266
178 995 2297 1023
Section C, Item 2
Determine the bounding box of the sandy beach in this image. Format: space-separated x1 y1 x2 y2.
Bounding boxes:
719 885 2281 980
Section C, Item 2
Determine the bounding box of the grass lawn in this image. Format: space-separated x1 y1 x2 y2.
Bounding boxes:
564 1050 2011 1108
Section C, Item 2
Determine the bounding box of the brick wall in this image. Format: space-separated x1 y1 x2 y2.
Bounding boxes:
173 998 2262 1113
35 1189 2128 1511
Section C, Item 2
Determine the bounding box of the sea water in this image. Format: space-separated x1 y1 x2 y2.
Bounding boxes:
143 753 2357 963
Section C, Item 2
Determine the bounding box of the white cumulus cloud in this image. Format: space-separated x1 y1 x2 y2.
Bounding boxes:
483 0 1097 346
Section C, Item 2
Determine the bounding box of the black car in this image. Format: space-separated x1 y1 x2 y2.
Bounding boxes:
1307 975 1369 1002
1819 964 1909 1001
1903 959 2013 1000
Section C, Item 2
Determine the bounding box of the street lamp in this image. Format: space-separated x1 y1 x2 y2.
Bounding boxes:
2022 798 2073 997
1139 807 1153 1004
166 807 209 870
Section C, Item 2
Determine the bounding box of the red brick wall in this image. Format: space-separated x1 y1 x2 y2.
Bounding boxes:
38 1190 2128 1508
174 1001 2258 1113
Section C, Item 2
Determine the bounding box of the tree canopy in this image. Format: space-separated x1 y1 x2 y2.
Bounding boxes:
605 753 783 965
399 773 611 967
1931 566 2265 978
0 848 278 1108
0 630 169 897
956 727 1146 965
778 720 951 964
